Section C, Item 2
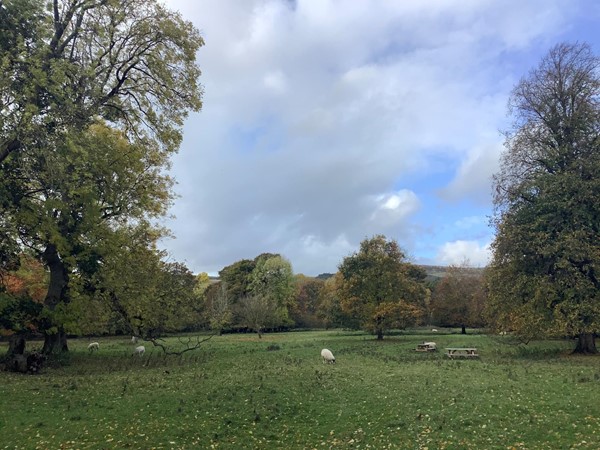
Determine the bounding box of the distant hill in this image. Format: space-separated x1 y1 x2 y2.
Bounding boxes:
420 265 448 282
315 273 335 280
316 266 484 283
419 265 485 283
207 266 484 283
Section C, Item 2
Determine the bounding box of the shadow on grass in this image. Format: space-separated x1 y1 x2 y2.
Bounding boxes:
512 343 573 360
42 349 217 376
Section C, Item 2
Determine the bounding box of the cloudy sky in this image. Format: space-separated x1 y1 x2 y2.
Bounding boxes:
160 0 600 276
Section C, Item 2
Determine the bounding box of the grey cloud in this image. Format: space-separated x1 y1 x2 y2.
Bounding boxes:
160 0 579 275
439 142 504 204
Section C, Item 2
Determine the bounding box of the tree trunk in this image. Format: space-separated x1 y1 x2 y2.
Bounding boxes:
41 244 70 354
573 333 597 355
376 329 384 340
7 335 26 357
43 244 69 311
42 328 69 355
461 324 466 334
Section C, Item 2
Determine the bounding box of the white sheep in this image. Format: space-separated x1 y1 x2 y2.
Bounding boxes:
131 335 138 344
87 342 99 352
321 348 336 364
431 328 438 332
133 345 145 356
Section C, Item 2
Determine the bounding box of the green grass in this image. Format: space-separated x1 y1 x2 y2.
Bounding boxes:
1 331 599 449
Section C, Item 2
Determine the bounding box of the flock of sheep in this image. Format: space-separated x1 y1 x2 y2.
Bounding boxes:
87 337 145 356
87 338 335 364
85 328 502 363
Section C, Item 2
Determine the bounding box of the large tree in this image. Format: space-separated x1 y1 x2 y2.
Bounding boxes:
1 0 203 354
218 259 256 302
338 235 426 339
1 123 176 353
488 42 600 354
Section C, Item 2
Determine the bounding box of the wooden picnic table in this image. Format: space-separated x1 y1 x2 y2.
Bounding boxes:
416 342 437 352
445 347 479 358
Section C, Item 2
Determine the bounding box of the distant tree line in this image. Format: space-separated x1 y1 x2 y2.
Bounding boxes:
176 235 489 340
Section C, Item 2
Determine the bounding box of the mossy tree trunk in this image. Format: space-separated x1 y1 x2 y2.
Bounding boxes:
42 328 69 355
573 333 597 355
41 244 70 355
7 335 26 357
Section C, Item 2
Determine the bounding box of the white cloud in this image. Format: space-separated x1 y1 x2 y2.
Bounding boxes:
158 0 592 275
284 234 355 275
369 190 420 227
436 240 491 267
263 70 287 94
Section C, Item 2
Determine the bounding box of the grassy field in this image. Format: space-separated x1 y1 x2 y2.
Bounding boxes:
1 330 599 449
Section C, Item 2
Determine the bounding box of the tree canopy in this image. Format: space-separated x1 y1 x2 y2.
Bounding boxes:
248 254 295 326
207 254 295 335
290 275 325 329
488 42 600 353
88 225 202 338
1 121 178 352
0 0 203 163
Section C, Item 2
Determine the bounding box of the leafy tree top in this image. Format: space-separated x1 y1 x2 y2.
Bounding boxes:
338 235 423 305
0 0 204 163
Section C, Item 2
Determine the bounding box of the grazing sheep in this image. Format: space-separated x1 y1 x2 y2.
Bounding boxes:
131 336 138 344
499 331 507 336
87 342 99 352
321 348 335 364
133 345 145 356
431 328 438 332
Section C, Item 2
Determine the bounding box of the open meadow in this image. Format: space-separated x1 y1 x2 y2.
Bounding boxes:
1 330 599 449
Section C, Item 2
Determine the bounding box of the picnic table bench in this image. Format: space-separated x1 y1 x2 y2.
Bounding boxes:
445 347 479 358
416 342 437 352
